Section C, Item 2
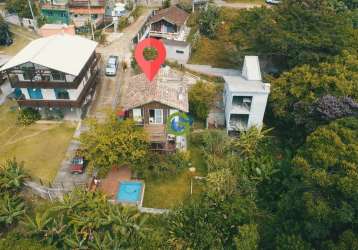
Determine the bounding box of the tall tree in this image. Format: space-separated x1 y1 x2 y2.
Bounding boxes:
269 52 358 139
233 0 358 69
0 16 11 46
5 0 39 19
273 117 358 249
80 113 149 176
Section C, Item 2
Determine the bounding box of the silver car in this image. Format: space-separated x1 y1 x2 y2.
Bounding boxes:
105 55 119 76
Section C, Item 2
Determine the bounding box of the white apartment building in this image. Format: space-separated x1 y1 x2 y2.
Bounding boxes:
223 56 270 133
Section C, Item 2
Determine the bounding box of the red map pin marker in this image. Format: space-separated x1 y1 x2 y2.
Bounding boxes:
134 38 166 81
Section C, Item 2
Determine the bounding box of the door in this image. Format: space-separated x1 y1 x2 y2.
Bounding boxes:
149 109 163 124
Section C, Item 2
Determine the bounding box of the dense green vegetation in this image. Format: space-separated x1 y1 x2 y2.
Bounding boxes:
1 0 358 249
79 113 149 177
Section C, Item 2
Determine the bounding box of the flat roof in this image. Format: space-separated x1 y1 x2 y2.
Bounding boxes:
224 75 270 93
162 39 189 47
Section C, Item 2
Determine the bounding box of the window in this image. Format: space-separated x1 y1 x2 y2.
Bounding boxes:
20 64 35 81
133 108 142 122
149 109 163 124
176 50 184 54
54 88 70 99
27 88 43 100
51 70 65 81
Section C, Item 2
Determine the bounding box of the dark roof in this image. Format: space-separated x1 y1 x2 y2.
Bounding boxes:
162 39 189 47
148 6 189 26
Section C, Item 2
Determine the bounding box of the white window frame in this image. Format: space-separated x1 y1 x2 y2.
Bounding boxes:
133 108 142 122
149 109 163 124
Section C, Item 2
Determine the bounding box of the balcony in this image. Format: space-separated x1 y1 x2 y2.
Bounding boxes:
231 96 252 114
68 0 105 7
8 53 101 89
41 2 68 10
149 31 180 40
17 69 99 108
229 114 249 131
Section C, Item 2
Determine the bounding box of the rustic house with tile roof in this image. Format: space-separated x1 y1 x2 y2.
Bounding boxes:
122 67 189 152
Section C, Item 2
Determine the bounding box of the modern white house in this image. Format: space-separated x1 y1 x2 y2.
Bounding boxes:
0 34 101 120
223 56 270 133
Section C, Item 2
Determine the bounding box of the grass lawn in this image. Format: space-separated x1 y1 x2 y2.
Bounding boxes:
0 24 38 56
0 101 76 184
142 146 206 209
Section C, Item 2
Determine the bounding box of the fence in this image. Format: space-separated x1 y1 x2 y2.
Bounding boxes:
24 179 88 201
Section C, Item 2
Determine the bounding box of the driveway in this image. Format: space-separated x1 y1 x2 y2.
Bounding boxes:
89 8 153 121
53 9 153 190
185 64 241 77
214 0 264 9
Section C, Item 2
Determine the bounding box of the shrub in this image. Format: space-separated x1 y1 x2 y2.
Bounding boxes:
17 108 40 126
118 16 129 31
0 159 27 193
188 81 217 121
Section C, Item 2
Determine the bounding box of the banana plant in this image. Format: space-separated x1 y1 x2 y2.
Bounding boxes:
0 159 27 193
0 193 25 228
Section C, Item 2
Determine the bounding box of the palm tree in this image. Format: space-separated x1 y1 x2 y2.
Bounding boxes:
0 193 25 229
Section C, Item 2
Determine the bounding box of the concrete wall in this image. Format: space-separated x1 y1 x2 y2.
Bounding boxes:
224 82 270 131
164 44 190 64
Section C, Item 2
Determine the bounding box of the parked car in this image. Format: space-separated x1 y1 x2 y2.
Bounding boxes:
266 0 281 4
70 154 86 174
105 55 119 76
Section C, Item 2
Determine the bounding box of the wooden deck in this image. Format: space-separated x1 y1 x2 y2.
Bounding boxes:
98 167 132 199
144 124 167 142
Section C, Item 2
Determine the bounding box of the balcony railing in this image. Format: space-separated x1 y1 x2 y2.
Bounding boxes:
41 3 68 10
17 69 99 108
68 0 105 7
231 103 251 113
149 31 180 40
229 120 248 131
8 53 101 89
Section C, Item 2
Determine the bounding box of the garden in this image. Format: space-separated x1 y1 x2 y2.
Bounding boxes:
0 101 76 184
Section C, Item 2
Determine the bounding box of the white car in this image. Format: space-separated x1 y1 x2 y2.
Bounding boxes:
105 55 119 76
266 0 281 4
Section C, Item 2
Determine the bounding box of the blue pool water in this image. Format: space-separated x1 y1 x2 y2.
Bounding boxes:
117 181 143 203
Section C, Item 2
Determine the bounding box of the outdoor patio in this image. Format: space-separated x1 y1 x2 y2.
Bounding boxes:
98 166 132 199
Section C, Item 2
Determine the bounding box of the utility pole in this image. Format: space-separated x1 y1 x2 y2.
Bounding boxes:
27 0 37 30
87 0 95 40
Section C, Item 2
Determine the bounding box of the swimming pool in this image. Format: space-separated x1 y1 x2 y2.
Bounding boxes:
116 181 144 206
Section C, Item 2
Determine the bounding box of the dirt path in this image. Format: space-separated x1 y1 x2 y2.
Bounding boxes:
89 8 153 121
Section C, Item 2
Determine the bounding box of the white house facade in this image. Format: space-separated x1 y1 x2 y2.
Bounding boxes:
223 56 270 133
1 34 101 120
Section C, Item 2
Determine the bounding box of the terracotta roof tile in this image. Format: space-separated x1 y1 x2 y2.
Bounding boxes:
123 68 189 112
148 6 189 26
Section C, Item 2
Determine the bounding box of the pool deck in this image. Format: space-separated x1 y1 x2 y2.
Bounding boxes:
98 167 132 199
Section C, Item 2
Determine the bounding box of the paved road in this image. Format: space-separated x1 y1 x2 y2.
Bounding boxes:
89 8 153 121
185 64 241 77
53 9 153 190
214 0 264 9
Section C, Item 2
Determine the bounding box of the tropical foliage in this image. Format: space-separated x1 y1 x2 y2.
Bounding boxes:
23 189 148 249
233 0 358 69
269 52 358 138
188 81 217 121
80 112 149 176
0 16 11 46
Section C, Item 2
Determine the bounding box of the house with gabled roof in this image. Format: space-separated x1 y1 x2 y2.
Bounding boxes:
1 34 101 120
122 67 189 152
147 6 191 64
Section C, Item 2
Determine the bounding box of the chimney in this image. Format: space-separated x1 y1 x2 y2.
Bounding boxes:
242 56 262 81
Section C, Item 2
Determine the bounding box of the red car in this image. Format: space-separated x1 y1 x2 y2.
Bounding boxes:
70 156 85 174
